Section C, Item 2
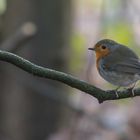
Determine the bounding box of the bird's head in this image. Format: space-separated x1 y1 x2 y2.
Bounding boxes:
89 39 119 59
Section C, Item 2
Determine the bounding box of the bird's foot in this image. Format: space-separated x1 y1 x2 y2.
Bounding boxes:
127 82 137 97
114 87 121 98
127 87 135 97
107 88 119 98
115 90 119 98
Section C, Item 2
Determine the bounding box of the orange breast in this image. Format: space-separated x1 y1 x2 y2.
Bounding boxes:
95 50 110 70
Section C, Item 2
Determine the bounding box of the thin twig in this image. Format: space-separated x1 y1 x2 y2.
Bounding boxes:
0 50 139 103
1 22 37 52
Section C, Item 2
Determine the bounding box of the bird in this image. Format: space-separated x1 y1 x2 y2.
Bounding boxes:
88 39 140 97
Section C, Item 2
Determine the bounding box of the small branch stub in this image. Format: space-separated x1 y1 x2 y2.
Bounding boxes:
0 22 37 52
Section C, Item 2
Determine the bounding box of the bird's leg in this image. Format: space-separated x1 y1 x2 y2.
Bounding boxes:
132 88 135 97
127 82 137 97
115 86 120 98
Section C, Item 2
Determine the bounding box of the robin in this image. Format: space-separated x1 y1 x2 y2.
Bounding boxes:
88 39 140 97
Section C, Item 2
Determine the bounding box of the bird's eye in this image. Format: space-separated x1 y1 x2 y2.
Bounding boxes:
101 45 106 50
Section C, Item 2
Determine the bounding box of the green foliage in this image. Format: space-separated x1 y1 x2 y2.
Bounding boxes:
69 33 86 73
0 0 6 15
103 22 133 46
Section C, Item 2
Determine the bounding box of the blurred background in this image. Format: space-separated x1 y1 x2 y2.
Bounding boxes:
0 0 140 140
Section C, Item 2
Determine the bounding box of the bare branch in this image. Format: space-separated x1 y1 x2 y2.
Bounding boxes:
0 50 138 103
1 22 37 52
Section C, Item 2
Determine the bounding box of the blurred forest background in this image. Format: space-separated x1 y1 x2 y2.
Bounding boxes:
0 0 140 140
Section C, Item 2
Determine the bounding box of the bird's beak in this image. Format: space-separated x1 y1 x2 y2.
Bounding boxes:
88 47 95 51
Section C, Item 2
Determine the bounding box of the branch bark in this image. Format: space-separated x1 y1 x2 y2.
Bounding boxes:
0 50 138 103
